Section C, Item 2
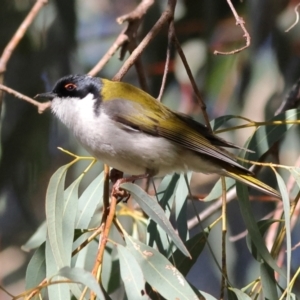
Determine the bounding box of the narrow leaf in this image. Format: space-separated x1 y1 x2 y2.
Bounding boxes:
121 182 190 257
171 229 209 276
22 221 47 252
58 266 104 299
125 236 198 300
274 170 291 294
236 183 285 277
118 244 148 299
260 262 278 300
75 171 104 228
25 243 46 292
228 288 252 300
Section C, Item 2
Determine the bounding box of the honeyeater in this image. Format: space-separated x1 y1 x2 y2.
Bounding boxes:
35 74 279 197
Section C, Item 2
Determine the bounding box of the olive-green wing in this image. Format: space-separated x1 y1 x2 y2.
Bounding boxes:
102 98 249 173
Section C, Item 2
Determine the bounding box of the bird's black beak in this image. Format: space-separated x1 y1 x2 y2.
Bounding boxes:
34 92 57 101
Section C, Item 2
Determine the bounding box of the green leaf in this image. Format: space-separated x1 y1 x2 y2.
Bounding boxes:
75 171 104 228
45 236 70 300
171 229 209 276
57 266 104 300
118 244 148 299
228 288 252 300
22 221 47 252
121 182 190 257
236 182 285 277
274 170 291 293
46 164 70 267
246 219 281 261
63 176 83 261
245 109 300 162
125 236 198 300
175 173 192 241
260 262 278 300
25 243 46 296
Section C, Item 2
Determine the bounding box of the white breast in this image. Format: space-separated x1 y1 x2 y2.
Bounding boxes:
51 94 222 176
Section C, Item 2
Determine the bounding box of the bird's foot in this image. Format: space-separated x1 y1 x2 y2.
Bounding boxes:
111 173 149 203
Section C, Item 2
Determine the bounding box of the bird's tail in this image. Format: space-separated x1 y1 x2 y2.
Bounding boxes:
225 171 280 198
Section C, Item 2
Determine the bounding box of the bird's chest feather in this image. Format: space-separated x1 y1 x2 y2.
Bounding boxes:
51 97 187 174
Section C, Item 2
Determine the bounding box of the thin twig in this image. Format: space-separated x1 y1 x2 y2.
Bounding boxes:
214 0 251 55
285 3 300 32
0 0 48 113
157 20 173 101
0 83 51 113
170 24 212 130
113 0 177 82
0 0 48 74
88 0 154 77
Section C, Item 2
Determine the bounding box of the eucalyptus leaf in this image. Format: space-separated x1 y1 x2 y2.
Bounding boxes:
171 229 209 276
75 171 104 228
125 236 198 300
228 288 252 300
58 266 104 300
118 244 148 299
236 182 285 277
274 170 291 293
46 164 70 267
120 182 190 257
260 262 278 300
22 221 47 252
25 243 46 297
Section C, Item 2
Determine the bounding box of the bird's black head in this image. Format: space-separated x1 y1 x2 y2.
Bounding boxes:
35 74 102 101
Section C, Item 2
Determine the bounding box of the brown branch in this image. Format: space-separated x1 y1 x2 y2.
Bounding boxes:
0 83 51 113
157 20 173 101
0 0 48 74
214 0 250 55
88 0 154 78
113 0 177 82
0 0 48 113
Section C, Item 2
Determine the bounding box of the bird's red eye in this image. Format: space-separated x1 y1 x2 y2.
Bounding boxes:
65 83 76 91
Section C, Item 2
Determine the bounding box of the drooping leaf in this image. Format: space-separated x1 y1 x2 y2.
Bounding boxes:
118 244 148 299
25 242 46 298
260 262 278 300
22 221 47 252
75 171 104 229
121 182 190 257
57 266 105 300
125 236 198 300
170 229 209 276
236 182 285 277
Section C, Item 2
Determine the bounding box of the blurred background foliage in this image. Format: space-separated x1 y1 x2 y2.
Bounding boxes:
1 0 300 299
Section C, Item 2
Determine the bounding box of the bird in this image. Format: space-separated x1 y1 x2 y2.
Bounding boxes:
35 74 279 197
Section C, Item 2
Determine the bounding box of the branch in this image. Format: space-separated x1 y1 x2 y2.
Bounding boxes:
88 0 154 77
0 83 50 114
214 0 250 55
113 0 177 82
0 0 48 74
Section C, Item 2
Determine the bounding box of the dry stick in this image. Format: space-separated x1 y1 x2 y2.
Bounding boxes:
113 0 176 82
214 0 250 55
170 25 212 131
285 3 300 32
0 0 48 111
157 19 173 101
88 0 154 77
0 83 51 113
